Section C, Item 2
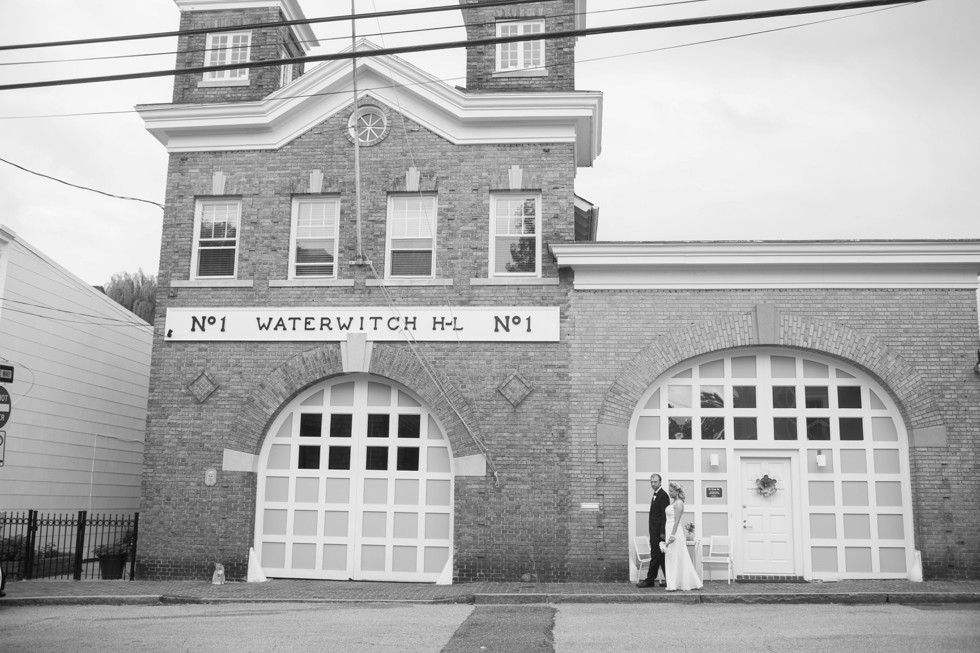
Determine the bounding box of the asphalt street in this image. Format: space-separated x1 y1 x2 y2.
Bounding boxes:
0 602 978 652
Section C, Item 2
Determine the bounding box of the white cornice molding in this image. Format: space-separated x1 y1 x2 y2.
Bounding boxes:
174 0 318 51
550 241 980 290
137 43 602 166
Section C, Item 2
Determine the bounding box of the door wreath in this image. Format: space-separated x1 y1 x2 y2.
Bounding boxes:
756 474 778 497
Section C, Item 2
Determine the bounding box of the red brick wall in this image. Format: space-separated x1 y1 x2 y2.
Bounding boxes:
565 289 980 580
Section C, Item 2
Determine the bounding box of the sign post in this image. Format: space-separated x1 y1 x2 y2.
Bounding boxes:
0 386 10 429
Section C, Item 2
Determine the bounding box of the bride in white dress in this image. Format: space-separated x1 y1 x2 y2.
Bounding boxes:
662 481 703 591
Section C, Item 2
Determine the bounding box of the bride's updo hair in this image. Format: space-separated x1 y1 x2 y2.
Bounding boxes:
668 481 686 500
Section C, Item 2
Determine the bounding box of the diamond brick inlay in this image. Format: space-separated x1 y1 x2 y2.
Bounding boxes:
189 370 219 403
498 371 533 407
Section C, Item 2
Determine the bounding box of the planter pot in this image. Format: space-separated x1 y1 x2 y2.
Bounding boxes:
97 554 129 580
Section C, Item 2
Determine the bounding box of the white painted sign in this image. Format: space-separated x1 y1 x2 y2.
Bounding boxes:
164 306 560 342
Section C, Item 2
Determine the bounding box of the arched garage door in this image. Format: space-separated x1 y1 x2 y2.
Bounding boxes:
255 374 454 582
629 349 915 580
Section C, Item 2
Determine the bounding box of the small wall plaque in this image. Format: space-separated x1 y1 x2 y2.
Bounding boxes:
706 487 723 499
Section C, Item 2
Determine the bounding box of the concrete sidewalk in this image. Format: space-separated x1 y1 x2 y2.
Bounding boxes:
2 578 979 607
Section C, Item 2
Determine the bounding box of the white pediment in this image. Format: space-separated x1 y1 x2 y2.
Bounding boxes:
137 43 602 166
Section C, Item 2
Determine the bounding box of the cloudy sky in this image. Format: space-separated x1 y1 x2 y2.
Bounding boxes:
0 0 977 286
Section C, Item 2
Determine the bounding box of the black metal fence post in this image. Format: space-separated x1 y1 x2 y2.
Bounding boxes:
128 512 139 581
73 510 88 581
24 510 38 580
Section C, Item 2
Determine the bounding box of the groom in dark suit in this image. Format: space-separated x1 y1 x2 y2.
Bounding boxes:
636 473 668 588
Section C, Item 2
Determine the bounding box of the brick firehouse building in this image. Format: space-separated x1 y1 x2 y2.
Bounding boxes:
137 0 980 583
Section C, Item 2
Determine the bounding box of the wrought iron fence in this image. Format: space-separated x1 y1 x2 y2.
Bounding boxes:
0 510 139 581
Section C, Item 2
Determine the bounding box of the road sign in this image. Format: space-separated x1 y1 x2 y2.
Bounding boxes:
0 386 10 428
0 364 12 383
0 431 5 467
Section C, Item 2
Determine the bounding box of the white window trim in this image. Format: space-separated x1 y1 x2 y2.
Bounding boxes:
495 19 545 73
192 199 241 280
289 197 340 280
490 193 542 279
386 194 437 279
203 31 252 82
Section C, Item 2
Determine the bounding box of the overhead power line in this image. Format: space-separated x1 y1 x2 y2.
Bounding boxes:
0 1 709 68
0 156 165 209
0 0 928 92
0 0 546 52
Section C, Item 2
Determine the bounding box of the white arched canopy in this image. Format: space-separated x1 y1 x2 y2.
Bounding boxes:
629 349 914 581
255 374 454 583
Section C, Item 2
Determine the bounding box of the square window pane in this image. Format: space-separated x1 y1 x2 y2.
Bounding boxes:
398 414 421 438
395 479 420 505
733 386 756 409
774 417 797 440
700 386 724 408
771 355 796 378
636 416 661 441
366 446 388 470
328 446 351 470
425 513 451 539
701 417 725 440
734 417 757 440
806 417 831 441
731 356 756 377
667 385 691 408
299 413 322 438
362 512 387 538
397 447 420 471
393 513 418 539
298 445 320 469
363 478 388 504
837 386 862 409
839 418 864 441
323 511 348 537
368 414 390 437
265 476 289 502
772 386 796 409
668 416 692 440
426 480 451 506
294 477 319 503
393 546 417 573
805 386 830 409
427 447 451 473
802 360 830 378
330 414 352 438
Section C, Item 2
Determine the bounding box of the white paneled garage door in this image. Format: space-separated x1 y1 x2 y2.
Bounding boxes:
255 374 454 582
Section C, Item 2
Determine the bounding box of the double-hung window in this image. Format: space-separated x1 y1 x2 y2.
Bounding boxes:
204 31 251 81
387 195 436 278
496 20 544 72
491 194 541 277
193 200 241 279
290 198 339 278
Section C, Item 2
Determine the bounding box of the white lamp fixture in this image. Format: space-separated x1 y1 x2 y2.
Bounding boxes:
709 454 720 467
816 451 827 468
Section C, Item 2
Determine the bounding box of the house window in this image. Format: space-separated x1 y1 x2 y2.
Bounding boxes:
387 195 436 278
193 200 240 279
496 20 544 72
290 198 339 279
491 194 540 277
279 45 294 88
204 32 251 81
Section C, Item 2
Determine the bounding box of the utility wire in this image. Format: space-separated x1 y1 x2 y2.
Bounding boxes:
0 0 547 52
0 156 164 209
0 1 709 68
0 0 930 92
0 2 914 122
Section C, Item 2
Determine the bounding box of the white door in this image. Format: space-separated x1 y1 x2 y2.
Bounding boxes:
255 375 454 582
739 457 795 575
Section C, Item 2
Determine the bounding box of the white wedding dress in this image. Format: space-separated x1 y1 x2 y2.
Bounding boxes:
663 502 703 591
